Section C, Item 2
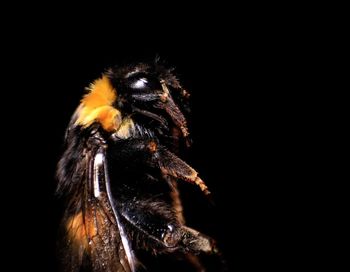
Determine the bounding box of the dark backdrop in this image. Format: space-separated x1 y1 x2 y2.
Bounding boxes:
4 11 304 272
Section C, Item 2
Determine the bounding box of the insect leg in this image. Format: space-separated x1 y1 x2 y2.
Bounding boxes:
119 197 183 250
119 197 218 256
108 138 211 196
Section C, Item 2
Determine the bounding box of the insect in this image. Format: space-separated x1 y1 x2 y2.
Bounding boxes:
56 62 222 271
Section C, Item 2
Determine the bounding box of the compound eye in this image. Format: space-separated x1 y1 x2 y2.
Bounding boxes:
131 77 148 89
128 74 162 93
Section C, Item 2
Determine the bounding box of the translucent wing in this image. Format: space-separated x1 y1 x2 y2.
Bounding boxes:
57 129 137 272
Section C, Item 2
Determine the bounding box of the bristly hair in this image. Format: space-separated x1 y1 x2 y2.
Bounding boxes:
55 61 222 272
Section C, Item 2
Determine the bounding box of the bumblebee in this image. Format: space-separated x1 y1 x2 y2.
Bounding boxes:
56 62 222 271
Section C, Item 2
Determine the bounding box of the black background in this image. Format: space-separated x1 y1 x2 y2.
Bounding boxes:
3 7 312 272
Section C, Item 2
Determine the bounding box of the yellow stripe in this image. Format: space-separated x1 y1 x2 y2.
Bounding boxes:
75 75 121 132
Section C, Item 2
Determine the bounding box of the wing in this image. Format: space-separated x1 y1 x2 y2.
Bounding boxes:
57 128 137 272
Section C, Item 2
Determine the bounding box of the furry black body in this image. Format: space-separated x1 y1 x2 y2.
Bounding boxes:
56 63 221 272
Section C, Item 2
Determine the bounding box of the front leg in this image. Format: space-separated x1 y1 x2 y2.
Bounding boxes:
107 137 211 196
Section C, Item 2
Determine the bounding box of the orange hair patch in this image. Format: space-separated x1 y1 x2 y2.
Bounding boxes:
75 76 122 132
